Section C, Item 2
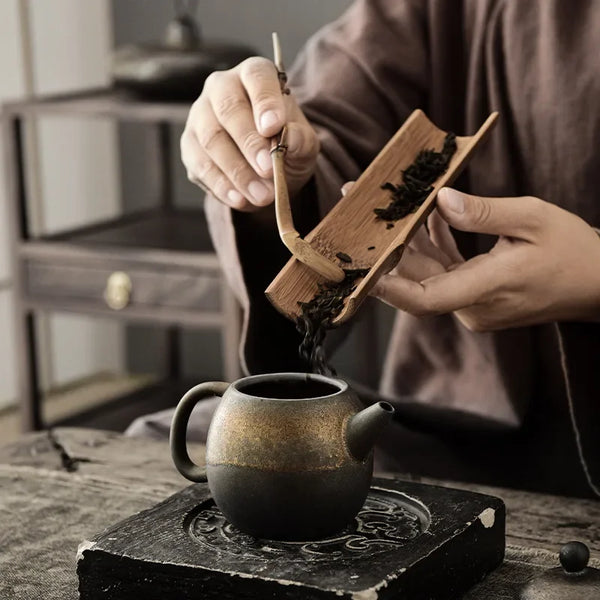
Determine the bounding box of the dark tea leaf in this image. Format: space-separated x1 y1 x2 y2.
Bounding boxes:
335 252 352 263
374 132 456 222
296 268 369 375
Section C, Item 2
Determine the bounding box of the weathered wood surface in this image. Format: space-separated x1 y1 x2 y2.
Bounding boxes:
0 428 598 600
0 428 202 495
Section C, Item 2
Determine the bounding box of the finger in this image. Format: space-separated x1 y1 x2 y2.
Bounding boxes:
409 225 455 269
180 128 256 211
427 209 464 263
371 254 505 316
281 116 320 175
209 73 274 178
190 100 274 207
341 181 356 196
437 187 546 241
394 246 447 281
370 274 433 314
238 57 287 137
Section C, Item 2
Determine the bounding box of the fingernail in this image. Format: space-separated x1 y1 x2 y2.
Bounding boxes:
260 110 280 132
248 180 270 204
440 188 465 214
227 189 244 206
256 149 272 172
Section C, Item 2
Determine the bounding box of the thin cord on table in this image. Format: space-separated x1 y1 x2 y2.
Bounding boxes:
554 322 600 498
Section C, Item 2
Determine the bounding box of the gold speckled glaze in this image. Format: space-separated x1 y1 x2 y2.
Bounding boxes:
206 389 361 471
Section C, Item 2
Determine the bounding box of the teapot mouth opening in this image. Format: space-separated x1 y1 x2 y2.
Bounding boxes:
233 372 347 400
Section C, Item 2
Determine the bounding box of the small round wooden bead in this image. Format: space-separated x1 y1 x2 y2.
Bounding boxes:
559 541 590 573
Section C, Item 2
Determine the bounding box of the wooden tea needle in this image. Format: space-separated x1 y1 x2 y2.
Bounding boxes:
270 33 345 283
272 31 290 95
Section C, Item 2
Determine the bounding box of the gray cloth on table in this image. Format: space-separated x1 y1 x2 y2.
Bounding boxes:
126 396 220 444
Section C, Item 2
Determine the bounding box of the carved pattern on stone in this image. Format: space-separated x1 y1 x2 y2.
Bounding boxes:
187 488 427 562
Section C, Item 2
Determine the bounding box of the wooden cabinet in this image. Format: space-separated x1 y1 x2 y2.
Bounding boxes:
2 90 242 431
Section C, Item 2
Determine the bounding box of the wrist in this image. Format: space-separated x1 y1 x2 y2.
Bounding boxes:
569 225 600 322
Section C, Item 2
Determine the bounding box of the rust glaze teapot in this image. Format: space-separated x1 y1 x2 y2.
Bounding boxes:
170 372 394 540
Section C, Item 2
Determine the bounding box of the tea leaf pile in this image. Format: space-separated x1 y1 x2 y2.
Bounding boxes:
374 132 456 221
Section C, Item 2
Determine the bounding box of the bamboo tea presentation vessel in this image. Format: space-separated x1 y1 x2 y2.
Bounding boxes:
266 109 498 326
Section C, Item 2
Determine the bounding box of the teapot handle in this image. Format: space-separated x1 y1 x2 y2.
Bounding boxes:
170 381 229 482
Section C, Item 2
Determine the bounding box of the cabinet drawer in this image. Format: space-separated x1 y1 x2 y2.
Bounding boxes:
25 257 222 313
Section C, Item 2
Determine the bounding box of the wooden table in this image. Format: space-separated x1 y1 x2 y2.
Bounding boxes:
0 428 598 599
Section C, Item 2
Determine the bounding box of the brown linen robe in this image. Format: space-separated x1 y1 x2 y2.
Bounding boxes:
202 0 600 499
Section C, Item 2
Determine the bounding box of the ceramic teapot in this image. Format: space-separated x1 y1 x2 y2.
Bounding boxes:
170 372 394 540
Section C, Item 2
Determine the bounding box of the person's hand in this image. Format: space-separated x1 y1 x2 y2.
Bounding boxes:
369 188 600 331
180 57 319 211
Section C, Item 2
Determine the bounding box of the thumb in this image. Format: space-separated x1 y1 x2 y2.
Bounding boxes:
437 188 544 241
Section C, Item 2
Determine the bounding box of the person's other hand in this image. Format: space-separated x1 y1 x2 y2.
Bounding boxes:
181 57 319 212
370 188 600 331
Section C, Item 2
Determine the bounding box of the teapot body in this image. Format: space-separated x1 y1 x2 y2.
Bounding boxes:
206 374 371 540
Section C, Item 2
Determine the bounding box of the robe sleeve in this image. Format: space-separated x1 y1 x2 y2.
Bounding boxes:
291 0 429 216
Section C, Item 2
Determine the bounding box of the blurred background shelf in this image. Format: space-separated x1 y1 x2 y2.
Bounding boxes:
3 88 191 121
3 89 242 432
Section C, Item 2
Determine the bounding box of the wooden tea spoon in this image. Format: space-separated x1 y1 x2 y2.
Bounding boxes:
270 32 345 283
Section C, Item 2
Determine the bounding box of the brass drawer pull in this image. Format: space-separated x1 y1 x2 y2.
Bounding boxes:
104 271 132 310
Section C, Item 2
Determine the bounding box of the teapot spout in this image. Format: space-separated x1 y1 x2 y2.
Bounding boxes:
346 401 394 461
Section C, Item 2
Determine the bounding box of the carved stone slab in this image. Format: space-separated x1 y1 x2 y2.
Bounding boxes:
78 477 504 599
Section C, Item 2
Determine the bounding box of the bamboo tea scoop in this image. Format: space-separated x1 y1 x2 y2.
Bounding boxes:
266 109 499 325
270 33 345 283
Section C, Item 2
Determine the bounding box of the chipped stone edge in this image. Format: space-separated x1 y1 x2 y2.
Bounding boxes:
478 507 496 529
77 540 96 562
